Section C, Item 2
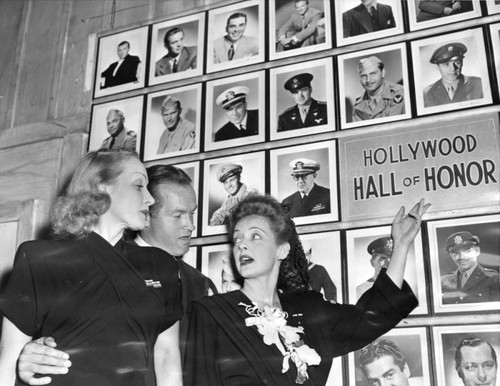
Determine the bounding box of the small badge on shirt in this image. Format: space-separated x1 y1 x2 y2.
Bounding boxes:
393 95 403 104
145 279 162 288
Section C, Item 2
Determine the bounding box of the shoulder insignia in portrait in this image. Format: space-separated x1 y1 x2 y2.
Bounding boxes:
393 95 403 104
127 130 137 137
311 203 326 212
314 118 324 124
189 130 196 138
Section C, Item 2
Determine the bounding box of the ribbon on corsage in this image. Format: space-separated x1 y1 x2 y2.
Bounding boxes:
239 302 321 384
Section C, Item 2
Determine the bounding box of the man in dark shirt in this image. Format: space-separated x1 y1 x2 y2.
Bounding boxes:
100 41 141 89
343 0 396 38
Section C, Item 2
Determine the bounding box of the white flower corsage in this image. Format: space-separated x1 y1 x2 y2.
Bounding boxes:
239 302 321 384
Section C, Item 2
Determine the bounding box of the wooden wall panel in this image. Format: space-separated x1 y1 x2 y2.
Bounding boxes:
111 0 152 29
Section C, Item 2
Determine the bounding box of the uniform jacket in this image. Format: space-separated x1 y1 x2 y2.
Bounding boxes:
210 183 258 226
278 98 328 132
214 109 259 142
308 263 337 302
417 0 473 22
277 7 324 47
282 183 331 218
423 74 483 107
101 54 140 88
101 127 137 151
352 80 405 121
343 3 396 38
441 264 500 304
155 46 197 76
213 35 259 63
157 117 196 154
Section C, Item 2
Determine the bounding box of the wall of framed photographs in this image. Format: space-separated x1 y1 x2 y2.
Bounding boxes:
90 1 500 384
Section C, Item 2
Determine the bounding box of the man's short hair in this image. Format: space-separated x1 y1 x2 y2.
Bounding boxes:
118 41 130 49
147 165 192 217
295 0 309 4
164 27 184 46
357 56 385 72
358 339 407 375
161 95 182 113
455 337 498 378
227 12 247 27
107 108 124 121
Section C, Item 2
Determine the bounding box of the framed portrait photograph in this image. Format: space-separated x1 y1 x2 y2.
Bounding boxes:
206 0 265 73
427 214 500 313
148 12 205 86
269 0 332 61
270 57 335 141
173 160 200 238
335 0 404 47
270 140 338 226
348 327 431 386
143 83 201 162
433 324 500 386
202 151 265 236
201 243 241 294
338 43 411 130
411 28 493 116
407 0 482 31
490 23 500 91
345 225 427 315
486 0 500 14
88 95 144 154
205 71 265 151
182 246 198 270
325 357 343 386
299 231 342 304
93 26 148 98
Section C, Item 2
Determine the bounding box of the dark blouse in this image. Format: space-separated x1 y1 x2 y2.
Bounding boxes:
183 270 417 385
0 232 182 385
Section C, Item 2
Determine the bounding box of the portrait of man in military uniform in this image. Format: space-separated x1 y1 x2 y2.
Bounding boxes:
100 109 137 152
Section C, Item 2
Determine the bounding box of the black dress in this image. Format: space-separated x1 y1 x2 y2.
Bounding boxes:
0 232 182 385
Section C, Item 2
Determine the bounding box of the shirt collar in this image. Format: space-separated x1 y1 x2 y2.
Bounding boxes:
135 234 151 247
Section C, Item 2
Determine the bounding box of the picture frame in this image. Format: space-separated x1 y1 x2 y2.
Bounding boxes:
206 0 265 73
326 357 344 386
338 43 411 130
486 0 500 14
148 12 205 86
348 327 431 386
490 23 500 92
411 28 492 116
427 214 500 313
433 324 500 386
335 0 404 47
143 83 202 161
269 0 332 61
93 26 148 98
407 0 482 31
200 243 238 294
270 57 335 141
88 95 144 154
270 140 338 226
205 70 265 151
182 246 198 270
174 160 200 238
345 225 428 315
202 151 265 236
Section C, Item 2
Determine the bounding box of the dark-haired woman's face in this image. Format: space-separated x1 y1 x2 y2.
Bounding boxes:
232 215 282 280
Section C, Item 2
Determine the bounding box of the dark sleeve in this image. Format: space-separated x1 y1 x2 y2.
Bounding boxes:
0 243 38 336
160 255 184 332
388 5 396 27
342 11 352 38
418 1 447 15
319 267 337 302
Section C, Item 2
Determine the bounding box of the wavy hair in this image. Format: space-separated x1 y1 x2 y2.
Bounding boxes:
228 194 309 294
51 149 139 239
358 339 407 375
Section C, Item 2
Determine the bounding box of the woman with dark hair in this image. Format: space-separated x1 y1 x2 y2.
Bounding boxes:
0 150 183 385
183 194 429 385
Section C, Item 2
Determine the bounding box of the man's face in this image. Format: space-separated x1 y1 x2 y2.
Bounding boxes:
223 175 242 196
221 269 241 293
295 1 309 16
166 31 184 56
293 172 315 195
363 355 410 386
292 86 312 106
359 63 385 94
147 183 197 256
106 111 124 136
224 101 247 125
437 58 463 83
162 105 181 130
371 253 391 276
226 16 247 43
117 43 129 60
458 344 497 386
450 246 479 273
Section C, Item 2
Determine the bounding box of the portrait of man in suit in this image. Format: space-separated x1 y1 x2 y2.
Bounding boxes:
100 41 141 89
214 86 259 142
276 0 324 51
155 27 197 76
278 73 328 132
441 231 500 304
213 12 259 64
423 42 483 107
455 337 498 386
343 0 396 38
100 109 137 152
281 158 330 218
417 1 473 22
